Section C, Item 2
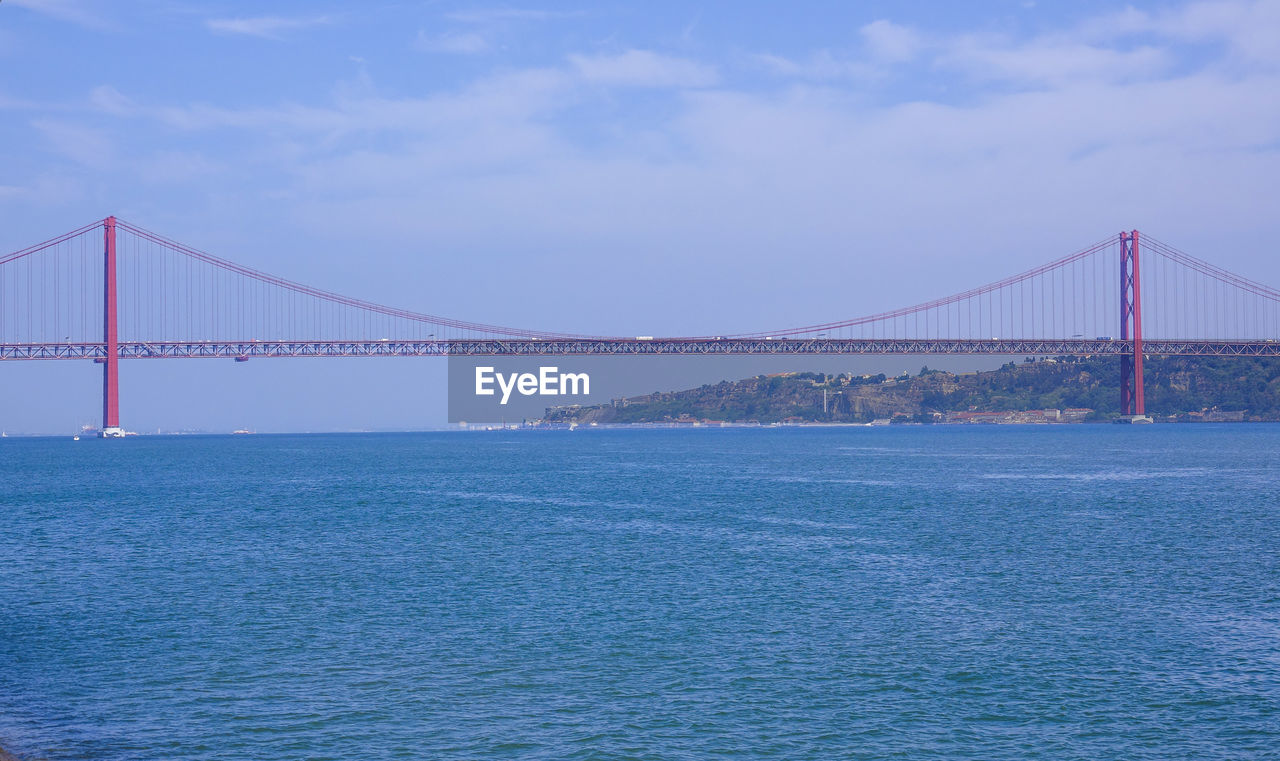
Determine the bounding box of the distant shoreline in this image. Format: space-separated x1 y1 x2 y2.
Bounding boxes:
540 356 1280 427
6 420 1280 438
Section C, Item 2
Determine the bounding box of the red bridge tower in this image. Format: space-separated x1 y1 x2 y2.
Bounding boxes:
101 216 123 437
1118 230 1149 422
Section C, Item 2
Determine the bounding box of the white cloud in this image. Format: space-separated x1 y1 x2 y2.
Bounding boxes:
860 19 921 63
143 66 570 138
31 119 114 168
569 50 718 88
5 0 109 29
135 151 222 184
0 174 85 206
753 51 879 82
205 15 332 39
941 36 1171 85
1080 0 1280 67
415 31 491 55
89 85 135 116
444 8 580 24
754 19 918 82
0 92 41 110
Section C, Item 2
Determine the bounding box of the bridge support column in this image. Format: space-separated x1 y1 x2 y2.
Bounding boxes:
101 216 123 437
1118 230 1150 423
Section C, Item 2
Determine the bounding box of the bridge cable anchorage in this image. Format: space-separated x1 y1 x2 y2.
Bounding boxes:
3 219 1280 432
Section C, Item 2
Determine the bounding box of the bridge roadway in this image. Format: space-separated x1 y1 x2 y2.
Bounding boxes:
4 338 1280 360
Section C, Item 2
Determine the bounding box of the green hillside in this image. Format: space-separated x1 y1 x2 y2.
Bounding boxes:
542 356 1280 425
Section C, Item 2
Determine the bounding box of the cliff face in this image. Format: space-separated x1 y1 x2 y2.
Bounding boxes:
542 356 1280 424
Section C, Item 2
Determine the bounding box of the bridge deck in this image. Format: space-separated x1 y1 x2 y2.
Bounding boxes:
4 338 1280 360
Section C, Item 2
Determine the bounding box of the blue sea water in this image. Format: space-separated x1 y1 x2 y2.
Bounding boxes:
1 426 1278 760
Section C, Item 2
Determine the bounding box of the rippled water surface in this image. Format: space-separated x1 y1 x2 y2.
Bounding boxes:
1 426 1278 759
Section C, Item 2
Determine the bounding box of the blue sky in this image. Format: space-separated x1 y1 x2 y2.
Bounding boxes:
2 0 1279 431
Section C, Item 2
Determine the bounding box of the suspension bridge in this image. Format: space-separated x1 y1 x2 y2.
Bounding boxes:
3 217 1279 435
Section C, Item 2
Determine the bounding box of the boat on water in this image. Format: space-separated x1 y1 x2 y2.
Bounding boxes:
232 429 253 435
